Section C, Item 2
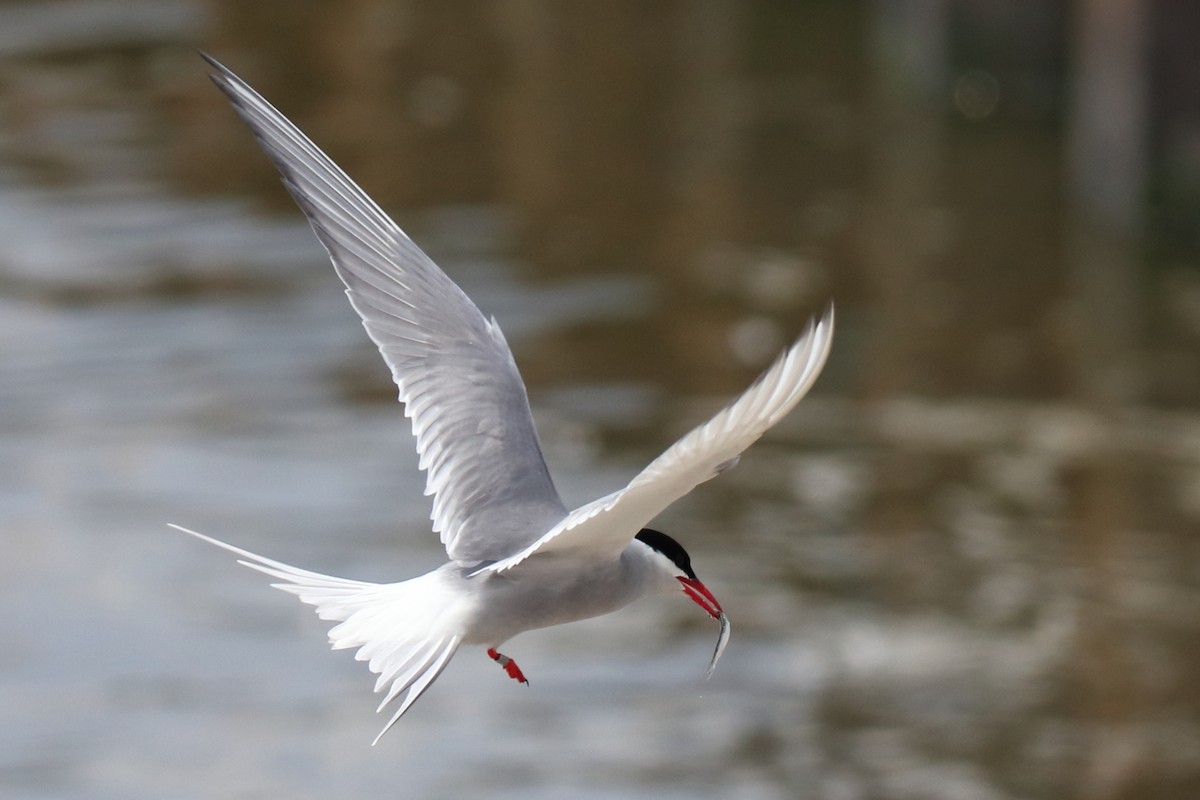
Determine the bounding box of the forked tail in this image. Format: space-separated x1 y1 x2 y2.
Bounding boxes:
170 524 462 744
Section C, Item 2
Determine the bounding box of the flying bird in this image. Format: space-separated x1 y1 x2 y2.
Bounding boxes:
175 53 834 745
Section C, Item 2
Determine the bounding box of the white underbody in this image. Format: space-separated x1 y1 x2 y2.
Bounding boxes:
175 525 679 743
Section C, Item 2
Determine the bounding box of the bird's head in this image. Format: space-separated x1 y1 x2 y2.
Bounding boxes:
635 528 731 676
634 528 723 620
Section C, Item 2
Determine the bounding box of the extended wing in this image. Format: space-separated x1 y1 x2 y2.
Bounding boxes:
477 305 834 575
204 55 566 562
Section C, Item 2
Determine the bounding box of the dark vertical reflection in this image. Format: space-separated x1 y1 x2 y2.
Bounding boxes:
650 0 742 380
861 0 950 608
1065 1 1149 797
494 0 671 275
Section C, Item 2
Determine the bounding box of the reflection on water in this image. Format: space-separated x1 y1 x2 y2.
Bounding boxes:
2 3 1199 800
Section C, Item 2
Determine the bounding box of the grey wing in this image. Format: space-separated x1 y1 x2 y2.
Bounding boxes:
204 55 566 562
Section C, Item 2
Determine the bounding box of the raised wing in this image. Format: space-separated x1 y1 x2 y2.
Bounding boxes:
477 305 834 575
204 54 566 562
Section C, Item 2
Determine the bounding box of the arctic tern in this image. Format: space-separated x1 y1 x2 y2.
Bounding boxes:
174 54 834 744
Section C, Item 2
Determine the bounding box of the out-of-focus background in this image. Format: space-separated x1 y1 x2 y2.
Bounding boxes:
2 2 1198 799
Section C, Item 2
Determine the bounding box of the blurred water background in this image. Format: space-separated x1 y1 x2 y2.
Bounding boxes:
2 2 1199 799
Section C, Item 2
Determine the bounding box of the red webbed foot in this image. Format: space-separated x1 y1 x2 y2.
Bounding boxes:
487 647 529 685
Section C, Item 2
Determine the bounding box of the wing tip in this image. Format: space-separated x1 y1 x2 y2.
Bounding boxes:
199 51 240 99
197 49 222 75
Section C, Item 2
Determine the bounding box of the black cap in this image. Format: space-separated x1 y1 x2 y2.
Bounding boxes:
634 528 697 580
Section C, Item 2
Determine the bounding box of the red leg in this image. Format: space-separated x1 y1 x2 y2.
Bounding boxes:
487 647 529 685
